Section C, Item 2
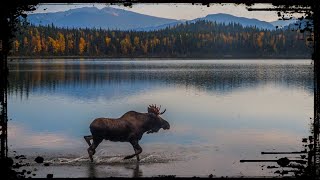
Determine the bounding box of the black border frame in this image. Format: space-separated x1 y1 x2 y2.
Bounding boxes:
0 0 318 178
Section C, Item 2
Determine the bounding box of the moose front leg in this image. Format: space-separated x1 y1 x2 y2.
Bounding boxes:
87 137 103 162
124 140 142 161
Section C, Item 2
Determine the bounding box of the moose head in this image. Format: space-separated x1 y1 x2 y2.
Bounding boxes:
147 104 170 133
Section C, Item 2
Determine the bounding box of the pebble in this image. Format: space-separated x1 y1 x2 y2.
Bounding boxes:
34 156 44 163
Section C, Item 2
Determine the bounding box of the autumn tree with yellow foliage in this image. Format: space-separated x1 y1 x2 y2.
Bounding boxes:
11 20 312 58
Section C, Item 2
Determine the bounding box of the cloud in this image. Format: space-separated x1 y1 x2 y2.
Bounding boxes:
8 122 83 149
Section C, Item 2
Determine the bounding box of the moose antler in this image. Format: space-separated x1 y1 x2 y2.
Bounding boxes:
148 104 166 115
160 108 166 115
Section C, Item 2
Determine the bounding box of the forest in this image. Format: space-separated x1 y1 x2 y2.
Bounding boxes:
11 20 313 58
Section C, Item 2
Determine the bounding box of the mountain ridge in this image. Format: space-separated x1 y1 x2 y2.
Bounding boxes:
27 7 179 30
27 7 290 31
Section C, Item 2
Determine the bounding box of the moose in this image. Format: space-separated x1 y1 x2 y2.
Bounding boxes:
84 104 170 162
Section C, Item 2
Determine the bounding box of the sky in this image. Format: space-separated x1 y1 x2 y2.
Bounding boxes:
31 3 303 22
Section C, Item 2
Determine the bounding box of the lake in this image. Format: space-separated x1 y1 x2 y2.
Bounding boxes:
7 59 314 177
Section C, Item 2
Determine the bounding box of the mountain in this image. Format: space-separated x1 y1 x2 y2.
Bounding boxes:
193 13 275 30
270 18 297 29
27 8 276 31
27 7 180 30
140 13 276 31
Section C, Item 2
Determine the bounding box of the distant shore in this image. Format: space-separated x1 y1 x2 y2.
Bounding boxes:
7 56 311 60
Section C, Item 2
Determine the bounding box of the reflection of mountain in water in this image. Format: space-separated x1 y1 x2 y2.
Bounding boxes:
8 60 314 99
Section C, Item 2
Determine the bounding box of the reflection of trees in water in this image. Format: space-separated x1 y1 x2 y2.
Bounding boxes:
7 61 314 99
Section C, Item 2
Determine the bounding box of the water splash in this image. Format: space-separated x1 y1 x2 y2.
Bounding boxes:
42 152 179 166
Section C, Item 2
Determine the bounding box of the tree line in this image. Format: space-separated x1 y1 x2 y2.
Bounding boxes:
11 20 313 58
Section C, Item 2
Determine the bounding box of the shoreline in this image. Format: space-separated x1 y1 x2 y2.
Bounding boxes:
7 56 311 60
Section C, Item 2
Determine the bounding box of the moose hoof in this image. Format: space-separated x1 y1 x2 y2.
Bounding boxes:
87 149 95 162
124 156 132 160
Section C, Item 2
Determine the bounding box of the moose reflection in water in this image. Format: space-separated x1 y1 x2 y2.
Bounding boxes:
84 104 170 162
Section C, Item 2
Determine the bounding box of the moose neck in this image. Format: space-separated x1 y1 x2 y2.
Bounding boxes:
142 113 162 133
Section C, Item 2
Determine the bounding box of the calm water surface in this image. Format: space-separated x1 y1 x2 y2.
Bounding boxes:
7 59 314 177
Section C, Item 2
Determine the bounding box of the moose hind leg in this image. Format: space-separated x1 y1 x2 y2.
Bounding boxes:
88 137 103 162
124 140 142 161
84 135 93 146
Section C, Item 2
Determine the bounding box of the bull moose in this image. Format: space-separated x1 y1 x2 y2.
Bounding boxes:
84 104 170 162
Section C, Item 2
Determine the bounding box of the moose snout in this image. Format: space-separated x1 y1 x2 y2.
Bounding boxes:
162 121 170 130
